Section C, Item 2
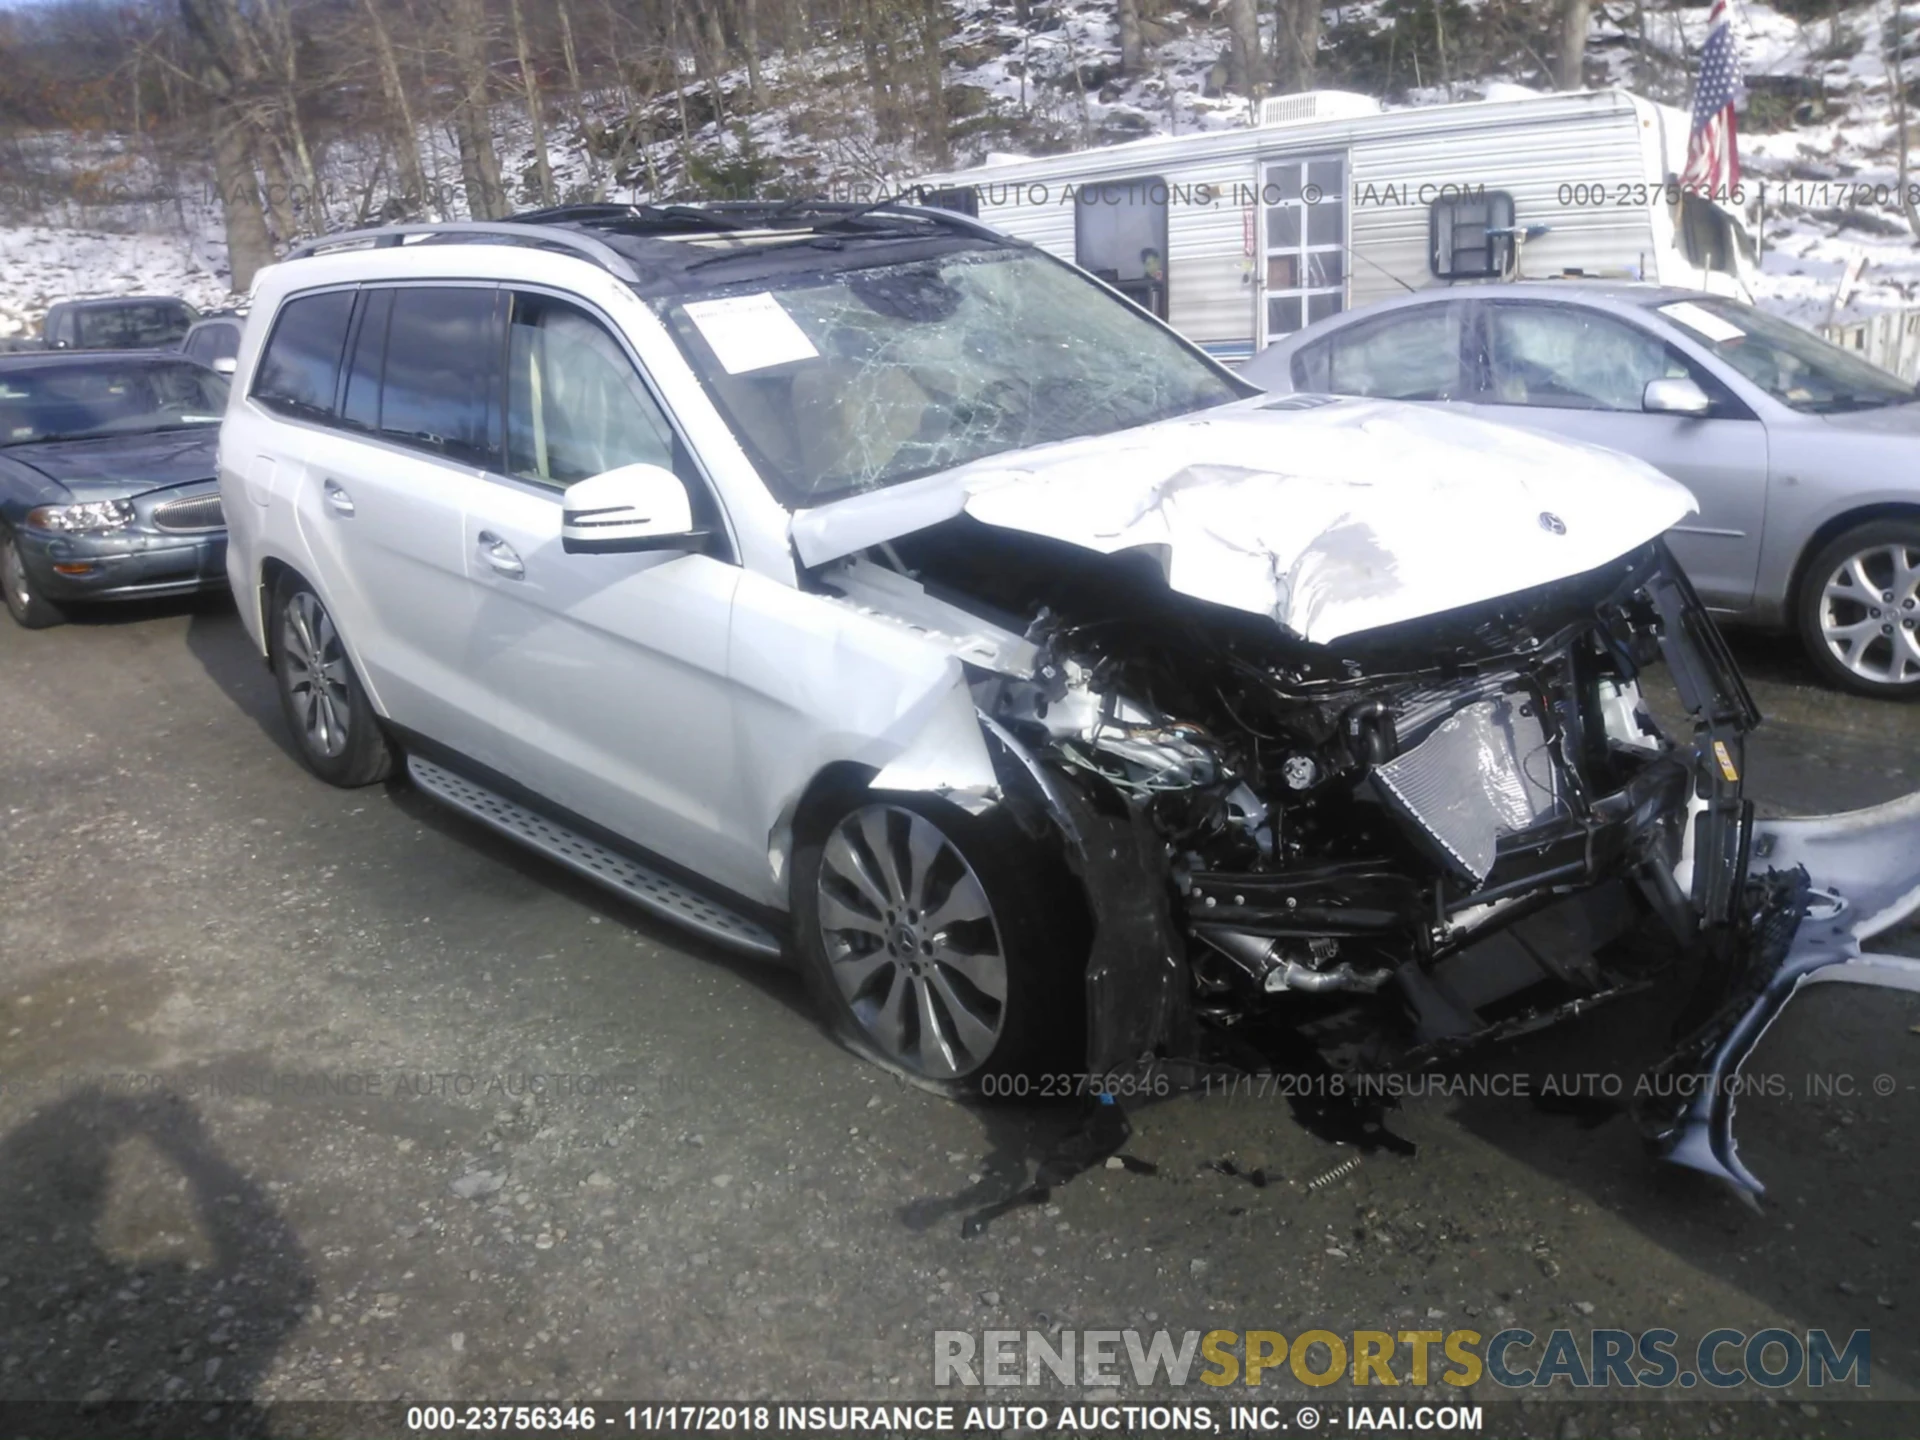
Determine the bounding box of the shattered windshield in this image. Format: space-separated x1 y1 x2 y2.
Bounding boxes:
654 247 1249 505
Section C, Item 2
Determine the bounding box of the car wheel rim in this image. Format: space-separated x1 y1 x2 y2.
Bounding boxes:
816 805 1008 1080
282 591 353 759
1818 542 1920 687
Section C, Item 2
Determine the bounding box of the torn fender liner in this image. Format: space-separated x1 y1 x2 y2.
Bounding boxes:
790 399 1697 644
978 718 1194 1076
1643 787 1920 1194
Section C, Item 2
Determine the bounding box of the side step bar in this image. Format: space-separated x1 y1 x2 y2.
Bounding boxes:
407 755 784 961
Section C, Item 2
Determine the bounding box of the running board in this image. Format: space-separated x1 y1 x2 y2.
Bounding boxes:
407 755 784 961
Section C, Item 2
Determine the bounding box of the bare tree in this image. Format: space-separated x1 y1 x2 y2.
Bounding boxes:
442 0 506 217
360 0 430 214
1117 0 1144 76
1271 0 1319 92
176 0 274 287
1556 0 1591 90
1891 6 1920 239
508 0 554 206
1224 0 1265 96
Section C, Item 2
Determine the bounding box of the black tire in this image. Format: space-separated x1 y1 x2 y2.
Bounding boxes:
270 574 394 786
792 789 1085 1095
0 527 69 629
1796 519 1920 698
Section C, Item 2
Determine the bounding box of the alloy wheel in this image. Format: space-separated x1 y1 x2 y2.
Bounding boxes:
1817 541 1920 688
815 804 1008 1080
282 591 353 759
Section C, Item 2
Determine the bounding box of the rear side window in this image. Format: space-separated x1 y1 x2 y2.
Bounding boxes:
378 287 499 463
253 291 354 418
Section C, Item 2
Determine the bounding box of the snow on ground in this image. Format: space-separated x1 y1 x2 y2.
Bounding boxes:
0 225 234 340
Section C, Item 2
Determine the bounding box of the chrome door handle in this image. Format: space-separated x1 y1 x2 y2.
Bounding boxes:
322 480 355 516
476 530 525 580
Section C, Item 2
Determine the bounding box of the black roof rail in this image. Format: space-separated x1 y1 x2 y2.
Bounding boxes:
505 198 1014 244
283 220 644 282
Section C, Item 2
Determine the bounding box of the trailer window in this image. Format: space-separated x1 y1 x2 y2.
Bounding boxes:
1429 191 1516 280
1074 177 1170 320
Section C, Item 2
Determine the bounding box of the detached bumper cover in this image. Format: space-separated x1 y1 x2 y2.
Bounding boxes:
1645 791 1920 1194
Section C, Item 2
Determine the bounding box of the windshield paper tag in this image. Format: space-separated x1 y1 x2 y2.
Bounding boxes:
682 293 819 374
1660 302 1746 344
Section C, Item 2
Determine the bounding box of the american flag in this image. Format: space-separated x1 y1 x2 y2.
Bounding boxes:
1683 0 1744 194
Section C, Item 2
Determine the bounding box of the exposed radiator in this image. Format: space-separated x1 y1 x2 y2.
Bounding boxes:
1372 694 1562 883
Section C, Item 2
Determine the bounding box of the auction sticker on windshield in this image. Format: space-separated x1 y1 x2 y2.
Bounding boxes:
682 292 819 374
1659 301 1746 343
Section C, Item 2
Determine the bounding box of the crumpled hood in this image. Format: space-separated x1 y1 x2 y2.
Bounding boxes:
790 396 1698 645
3 428 219 500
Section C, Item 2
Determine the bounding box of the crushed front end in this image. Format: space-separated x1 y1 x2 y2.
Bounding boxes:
931 534 1851 1190
824 515 1920 1195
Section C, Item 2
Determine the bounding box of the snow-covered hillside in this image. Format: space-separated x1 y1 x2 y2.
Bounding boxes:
2 0 1917 340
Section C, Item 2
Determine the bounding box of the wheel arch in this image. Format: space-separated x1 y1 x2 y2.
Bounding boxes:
256 559 391 720
256 554 294 664
1787 502 1920 620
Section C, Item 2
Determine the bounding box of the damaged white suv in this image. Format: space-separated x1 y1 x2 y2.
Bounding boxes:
222 203 1920 1195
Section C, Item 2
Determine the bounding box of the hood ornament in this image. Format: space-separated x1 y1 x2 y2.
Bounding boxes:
1539 511 1567 536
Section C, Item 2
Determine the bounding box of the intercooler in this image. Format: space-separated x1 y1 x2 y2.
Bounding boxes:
1371 693 1563 884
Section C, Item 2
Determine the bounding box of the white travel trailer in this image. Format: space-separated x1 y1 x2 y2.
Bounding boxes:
911 87 1753 363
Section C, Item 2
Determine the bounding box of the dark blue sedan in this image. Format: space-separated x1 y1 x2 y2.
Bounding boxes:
0 352 229 628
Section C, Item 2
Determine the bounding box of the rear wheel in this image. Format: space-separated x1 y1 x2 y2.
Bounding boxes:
793 792 1083 1093
0 528 69 629
271 576 394 785
1797 520 1920 698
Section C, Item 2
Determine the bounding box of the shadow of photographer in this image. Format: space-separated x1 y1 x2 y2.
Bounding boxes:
0 1084 314 1423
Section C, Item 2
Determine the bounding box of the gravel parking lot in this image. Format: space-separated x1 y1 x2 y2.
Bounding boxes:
2 596 1916 1435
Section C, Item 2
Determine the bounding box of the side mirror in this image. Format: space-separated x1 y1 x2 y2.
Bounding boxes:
212 356 238 375
1643 376 1712 417
560 463 706 555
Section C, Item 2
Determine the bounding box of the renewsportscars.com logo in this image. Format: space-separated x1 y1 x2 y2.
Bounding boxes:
932 1328 1872 1391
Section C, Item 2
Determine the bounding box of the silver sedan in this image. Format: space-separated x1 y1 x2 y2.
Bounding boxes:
1241 283 1920 697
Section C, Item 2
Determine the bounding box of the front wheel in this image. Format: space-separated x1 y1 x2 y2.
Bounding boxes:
271 576 394 785
1 528 69 629
1797 520 1920 698
792 793 1084 1093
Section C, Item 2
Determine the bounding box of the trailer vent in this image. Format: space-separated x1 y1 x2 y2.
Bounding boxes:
1256 90 1383 127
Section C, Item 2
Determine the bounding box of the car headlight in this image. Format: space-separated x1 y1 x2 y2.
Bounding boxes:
24 499 137 533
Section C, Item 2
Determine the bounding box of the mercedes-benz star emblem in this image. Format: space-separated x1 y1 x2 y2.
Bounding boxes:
1539 511 1567 535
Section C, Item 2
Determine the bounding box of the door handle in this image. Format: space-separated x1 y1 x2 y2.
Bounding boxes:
476 530 525 580
322 480 355 516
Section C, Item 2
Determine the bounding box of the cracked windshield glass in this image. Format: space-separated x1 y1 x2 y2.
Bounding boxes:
657 247 1245 505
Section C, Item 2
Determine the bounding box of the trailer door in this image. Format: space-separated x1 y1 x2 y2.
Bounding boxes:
1257 153 1347 350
